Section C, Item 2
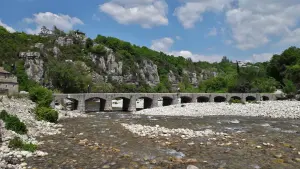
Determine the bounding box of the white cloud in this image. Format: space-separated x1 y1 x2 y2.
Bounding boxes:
150 37 222 62
24 12 83 34
224 39 233 45
0 20 16 33
175 36 181 40
150 37 174 52
208 27 217 36
252 53 275 62
226 0 300 50
279 28 300 45
169 50 222 62
174 0 233 29
99 0 168 28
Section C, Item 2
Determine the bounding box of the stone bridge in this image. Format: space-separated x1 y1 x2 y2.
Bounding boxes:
52 93 281 112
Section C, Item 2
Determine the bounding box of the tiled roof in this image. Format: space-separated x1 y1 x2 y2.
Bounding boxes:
0 67 10 74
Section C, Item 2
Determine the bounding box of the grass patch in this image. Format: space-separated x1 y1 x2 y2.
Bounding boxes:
8 137 37 152
0 110 27 134
35 106 58 123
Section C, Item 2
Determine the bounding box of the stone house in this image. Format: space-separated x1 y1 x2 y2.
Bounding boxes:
0 67 18 95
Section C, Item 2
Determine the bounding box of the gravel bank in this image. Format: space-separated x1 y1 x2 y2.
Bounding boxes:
121 123 226 139
133 101 300 119
0 96 89 168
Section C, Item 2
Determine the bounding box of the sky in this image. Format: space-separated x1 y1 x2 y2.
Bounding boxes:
1 0 300 63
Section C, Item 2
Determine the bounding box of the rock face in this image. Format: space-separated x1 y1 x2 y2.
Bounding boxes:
24 58 44 84
19 52 41 59
138 60 160 86
89 48 160 86
34 43 44 50
168 71 179 84
90 48 123 75
182 70 217 87
55 37 73 46
53 46 61 58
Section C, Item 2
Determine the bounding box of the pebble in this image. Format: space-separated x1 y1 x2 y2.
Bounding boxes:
274 153 283 158
187 165 199 169
102 165 110 168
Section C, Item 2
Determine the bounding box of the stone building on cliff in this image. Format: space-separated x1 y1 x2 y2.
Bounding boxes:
0 67 18 95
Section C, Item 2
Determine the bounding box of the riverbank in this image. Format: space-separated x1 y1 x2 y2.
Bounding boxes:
134 101 300 119
0 96 89 168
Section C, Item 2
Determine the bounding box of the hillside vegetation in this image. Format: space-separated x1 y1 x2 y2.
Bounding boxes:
0 26 298 94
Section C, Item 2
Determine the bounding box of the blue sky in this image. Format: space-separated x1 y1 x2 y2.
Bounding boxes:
1 0 300 62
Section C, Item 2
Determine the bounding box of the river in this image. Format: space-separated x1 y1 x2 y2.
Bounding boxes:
25 112 300 169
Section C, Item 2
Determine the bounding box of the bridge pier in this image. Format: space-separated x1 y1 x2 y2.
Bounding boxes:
241 94 246 103
226 95 231 102
172 96 179 105
104 99 112 111
209 95 214 102
149 96 159 108
125 96 136 112
192 96 197 103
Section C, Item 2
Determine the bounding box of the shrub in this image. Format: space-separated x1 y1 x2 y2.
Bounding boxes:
0 110 9 120
8 137 23 149
22 143 37 152
5 115 27 134
29 86 53 107
8 137 37 152
35 106 58 123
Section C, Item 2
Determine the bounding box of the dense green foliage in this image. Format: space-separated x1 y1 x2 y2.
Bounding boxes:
29 86 53 107
35 106 58 123
0 25 299 94
0 110 27 134
9 137 37 152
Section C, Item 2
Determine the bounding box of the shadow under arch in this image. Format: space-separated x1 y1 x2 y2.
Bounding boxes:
246 96 256 102
180 96 192 104
162 96 173 106
214 96 226 103
197 96 209 103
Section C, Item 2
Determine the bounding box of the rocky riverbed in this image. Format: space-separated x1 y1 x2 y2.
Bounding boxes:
0 96 89 169
2 98 300 169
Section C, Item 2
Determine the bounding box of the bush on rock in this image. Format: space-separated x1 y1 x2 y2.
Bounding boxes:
9 137 37 152
29 86 53 107
0 110 9 120
35 106 58 123
0 110 27 134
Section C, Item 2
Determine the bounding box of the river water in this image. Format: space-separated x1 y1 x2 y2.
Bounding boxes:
26 112 300 169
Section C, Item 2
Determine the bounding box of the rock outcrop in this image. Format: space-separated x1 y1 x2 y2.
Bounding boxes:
138 60 160 86
55 37 73 46
24 58 44 84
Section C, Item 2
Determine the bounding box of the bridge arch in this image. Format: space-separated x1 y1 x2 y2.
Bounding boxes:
197 96 210 103
214 96 226 103
85 97 107 112
262 96 270 101
162 96 174 106
112 97 131 111
180 96 192 104
137 97 153 110
246 96 256 102
231 96 242 101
